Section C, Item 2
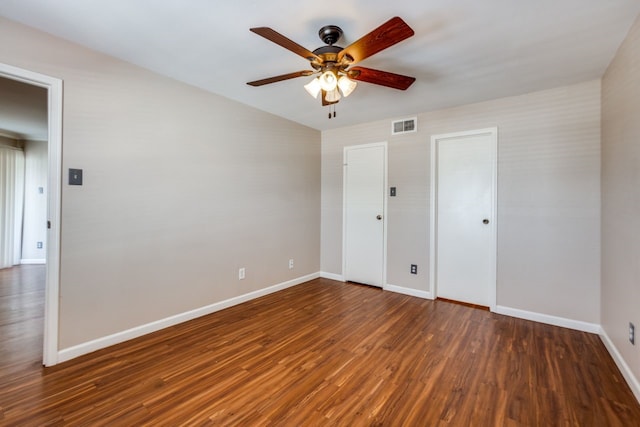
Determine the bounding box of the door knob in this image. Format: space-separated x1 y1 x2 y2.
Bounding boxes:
483 219 489 224
376 215 382 220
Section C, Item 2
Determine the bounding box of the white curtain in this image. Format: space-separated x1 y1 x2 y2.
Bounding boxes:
0 146 25 269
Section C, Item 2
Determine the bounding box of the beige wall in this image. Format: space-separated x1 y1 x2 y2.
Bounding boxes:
322 80 601 323
21 140 47 262
0 17 321 349
0 134 21 147
601 15 640 385
0 76 48 140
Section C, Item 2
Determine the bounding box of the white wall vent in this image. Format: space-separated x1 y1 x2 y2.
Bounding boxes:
391 117 417 135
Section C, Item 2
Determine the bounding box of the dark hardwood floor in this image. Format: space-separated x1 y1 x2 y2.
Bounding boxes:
1 269 639 425
0 265 45 370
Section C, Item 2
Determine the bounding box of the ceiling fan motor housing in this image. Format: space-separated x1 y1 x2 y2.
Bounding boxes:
310 45 343 69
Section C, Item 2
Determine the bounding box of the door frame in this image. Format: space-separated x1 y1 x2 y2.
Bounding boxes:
429 127 498 311
342 141 388 287
0 62 63 366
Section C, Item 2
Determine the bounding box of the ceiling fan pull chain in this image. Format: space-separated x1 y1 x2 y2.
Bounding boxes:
327 104 337 119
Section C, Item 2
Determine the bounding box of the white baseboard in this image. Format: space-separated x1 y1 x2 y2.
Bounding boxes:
599 328 640 404
319 276 433 300
495 305 600 333
320 271 345 282
21 258 45 265
57 272 320 363
384 283 432 299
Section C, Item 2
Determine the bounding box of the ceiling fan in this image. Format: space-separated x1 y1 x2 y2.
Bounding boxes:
247 17 416 115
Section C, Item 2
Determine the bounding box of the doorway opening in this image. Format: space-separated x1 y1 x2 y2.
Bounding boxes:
0 62 62 366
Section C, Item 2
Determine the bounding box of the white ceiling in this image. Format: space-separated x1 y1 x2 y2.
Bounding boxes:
1 0 639 131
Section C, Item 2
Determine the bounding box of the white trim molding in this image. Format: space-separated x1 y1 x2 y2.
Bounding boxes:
599 328 640 403
495 305 600 334
58 272 320 363
320 271 346 282
384 283 432 299
21 258 46 265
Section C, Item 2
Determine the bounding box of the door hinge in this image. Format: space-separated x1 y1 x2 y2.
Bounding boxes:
47 220 51 229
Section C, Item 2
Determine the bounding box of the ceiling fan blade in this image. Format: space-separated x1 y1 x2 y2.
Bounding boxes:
349 66 416 90
250 27 322 62
338 17 414 63
247 70 314 87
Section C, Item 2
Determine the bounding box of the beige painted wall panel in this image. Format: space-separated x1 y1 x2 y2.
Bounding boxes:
21 140 47 261
0 17 320 348
322 80 601 323
0 135 20 147
601 14 640 384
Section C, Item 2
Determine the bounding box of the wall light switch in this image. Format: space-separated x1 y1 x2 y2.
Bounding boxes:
390 187 397 197
69 168 83 185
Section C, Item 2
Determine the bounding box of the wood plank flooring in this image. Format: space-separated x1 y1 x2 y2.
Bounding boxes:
0 265 45 370
1 268 639 425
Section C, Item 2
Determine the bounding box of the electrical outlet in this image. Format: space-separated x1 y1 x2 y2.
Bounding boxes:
238 268 245 280
289 259 294 269
630 322 635 345
410 264 417 274
37 241 43 249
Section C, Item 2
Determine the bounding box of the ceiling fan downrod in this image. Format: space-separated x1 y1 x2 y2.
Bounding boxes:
318 25 343 45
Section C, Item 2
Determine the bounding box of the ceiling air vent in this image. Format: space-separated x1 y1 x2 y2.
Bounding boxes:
391 117 417 135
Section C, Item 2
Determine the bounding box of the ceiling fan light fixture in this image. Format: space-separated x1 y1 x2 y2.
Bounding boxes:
338 75 357 97
304 77 322 98
319 70 338 91
247 17 416 114
325 88 341 103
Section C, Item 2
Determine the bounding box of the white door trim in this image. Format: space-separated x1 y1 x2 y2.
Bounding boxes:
0 62 62 366
429 127 498 311
342 141 388 287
